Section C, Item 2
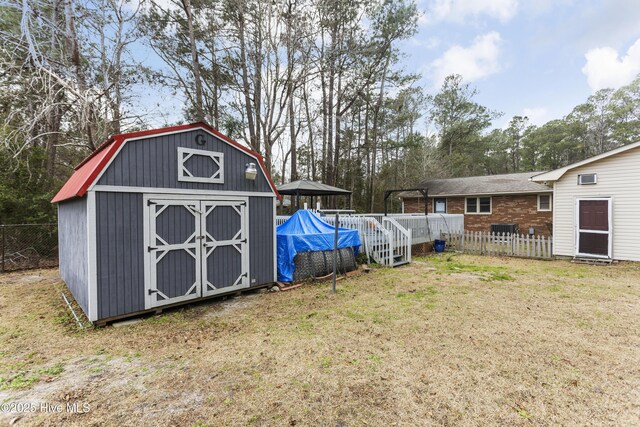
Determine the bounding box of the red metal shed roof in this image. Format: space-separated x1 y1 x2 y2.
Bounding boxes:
51 122 280 203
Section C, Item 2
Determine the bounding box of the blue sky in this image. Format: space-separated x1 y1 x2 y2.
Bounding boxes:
403 0 640 128
136 0 640 132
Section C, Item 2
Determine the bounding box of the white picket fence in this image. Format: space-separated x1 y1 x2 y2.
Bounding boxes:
445 231 553 259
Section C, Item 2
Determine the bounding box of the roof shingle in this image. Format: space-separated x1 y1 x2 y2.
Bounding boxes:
400 171 552 198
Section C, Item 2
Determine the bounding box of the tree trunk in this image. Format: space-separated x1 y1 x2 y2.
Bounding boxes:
45 0 61 178
64 0 96 150
333 71 342 189
281 149 291 184
111 5 124 134
181 0 204 122
237 8 258 153
325 28 336 186
369 55 391 212
303 84 316 180
286 0 298 181
320 33 328 182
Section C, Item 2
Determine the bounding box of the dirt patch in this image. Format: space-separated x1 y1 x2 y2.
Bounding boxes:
0 257 639 426
0 355 148 423
201 292 265 318
0 270 58 287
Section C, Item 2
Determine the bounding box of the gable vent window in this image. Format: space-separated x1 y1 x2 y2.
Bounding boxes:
578 173 597 185
177 147 224 184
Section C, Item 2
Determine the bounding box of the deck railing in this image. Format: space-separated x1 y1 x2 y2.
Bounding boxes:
322 215 397 266
382 217 412 265
392 214 462 243
276 216 290 226
276 213 464 266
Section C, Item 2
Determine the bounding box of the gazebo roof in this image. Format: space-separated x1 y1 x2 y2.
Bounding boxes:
277 180 351 196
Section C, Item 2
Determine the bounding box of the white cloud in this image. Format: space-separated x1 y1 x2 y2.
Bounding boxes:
582 38 640 91
424 0 518 24
578 0 640 50
408 36 441 50
429 31 503 87
522 107 549 126
519 0 572 16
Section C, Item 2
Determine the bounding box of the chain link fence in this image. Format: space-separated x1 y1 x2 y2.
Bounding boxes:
1 223 58 272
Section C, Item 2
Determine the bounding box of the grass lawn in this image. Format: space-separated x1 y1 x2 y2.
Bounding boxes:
1 254 639 426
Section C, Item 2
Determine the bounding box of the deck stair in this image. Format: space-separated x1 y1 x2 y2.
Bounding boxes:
321 215 412 267
276 213 465 268
371 246 410 268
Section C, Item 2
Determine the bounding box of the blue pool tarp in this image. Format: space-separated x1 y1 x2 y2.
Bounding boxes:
276 210 361 282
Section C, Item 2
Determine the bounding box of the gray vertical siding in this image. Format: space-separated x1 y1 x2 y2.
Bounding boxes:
96 192 145 319
94 192 275 321
249 197 275 285
97 130 273 193
88 127 276 320
58 198 89 314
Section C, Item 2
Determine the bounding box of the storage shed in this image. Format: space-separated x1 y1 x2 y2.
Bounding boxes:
52 123 280 323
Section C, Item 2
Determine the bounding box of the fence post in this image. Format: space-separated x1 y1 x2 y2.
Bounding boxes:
482 232 486 255
1 225 5 273
483 231 487 255
510 233 514 256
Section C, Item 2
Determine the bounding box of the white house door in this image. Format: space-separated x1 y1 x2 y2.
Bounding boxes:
576 198 611 258
145 197 249 309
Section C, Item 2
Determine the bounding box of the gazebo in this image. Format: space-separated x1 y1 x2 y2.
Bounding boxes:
277 180 352 211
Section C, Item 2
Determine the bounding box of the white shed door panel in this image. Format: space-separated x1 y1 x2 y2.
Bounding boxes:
145 197 249 309
201 200 249 297
147 200 202 308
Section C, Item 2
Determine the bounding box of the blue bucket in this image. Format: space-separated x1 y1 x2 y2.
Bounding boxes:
434 239 446 253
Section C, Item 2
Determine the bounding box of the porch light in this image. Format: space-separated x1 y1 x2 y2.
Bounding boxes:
245 162 257 180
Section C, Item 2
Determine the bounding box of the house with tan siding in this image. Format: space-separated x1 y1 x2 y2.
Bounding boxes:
532 142 640 261
400 172 553 236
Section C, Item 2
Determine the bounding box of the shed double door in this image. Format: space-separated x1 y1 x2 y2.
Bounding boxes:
145 197 249 309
